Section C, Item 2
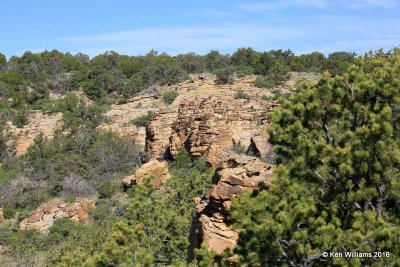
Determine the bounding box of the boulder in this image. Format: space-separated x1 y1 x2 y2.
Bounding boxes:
122 159 171 189
19 198 94 233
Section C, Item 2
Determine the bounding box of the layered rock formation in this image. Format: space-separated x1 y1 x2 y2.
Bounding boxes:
3 111 63 156
19 198 94 233
122 159 171 189
145 74 276 159
96 72 316 156
190 153 275 255
168 95 269 160
97 94 162 147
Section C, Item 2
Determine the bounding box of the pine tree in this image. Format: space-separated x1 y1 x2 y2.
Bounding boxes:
222 49 400 266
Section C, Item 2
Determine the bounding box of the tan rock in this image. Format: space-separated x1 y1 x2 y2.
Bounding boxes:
146 83 273 160
122 159 171 189
19 198 94 233
97 95 161 148
93 72 317 159
190 154 275 255
3 111 63 156
199 213 238 254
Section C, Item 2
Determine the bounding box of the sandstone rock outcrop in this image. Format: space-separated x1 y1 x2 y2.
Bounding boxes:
190 154 274 255
145 74 274 159
19 198 94 233
3 111 63 156
97 95 162 148
167 95 269 160
0 208 4 224
95 73 316 158
122 159 171 189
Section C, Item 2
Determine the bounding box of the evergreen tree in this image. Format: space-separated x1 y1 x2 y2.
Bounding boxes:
220 49 400 266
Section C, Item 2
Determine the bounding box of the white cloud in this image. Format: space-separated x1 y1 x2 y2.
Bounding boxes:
237 0 397 12
56 24 310 56
44 3 400 57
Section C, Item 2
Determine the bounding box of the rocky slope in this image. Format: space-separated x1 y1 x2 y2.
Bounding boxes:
109 72 316 253
3 111 63 156
97 94 162 147
19 198 95 233
2 73 316 157
145 74 286 159
11 72 317 253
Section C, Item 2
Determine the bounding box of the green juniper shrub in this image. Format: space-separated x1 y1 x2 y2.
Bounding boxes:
213 66 236 85
162 90 179 104
234 90 249 99
232 141 247 154
2 203 16 219
235 66 254 78
170 148 192 170
97 181 118 199
254 75 274 88
130 111 154 127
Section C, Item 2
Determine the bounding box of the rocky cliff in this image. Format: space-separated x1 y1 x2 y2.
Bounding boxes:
141 73 315 254
97 94 162 147
3 111 63 156
189 151 275 255
11 72 317 253
145 74 275 159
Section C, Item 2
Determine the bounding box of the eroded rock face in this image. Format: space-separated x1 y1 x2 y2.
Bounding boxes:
190 154 274 255
0 208 4 224
19 198 95 233
96 73 316 159
145 75 270 159
145 107 179 159
168 95 269 160
97 95 162 148
3 111 63 156
122 159 171 189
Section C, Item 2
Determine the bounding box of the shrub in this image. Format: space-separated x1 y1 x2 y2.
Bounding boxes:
170 148 192 169
3 203 16 219
13 107 29 128
236 66 254 78
254 76 274 88
232 142 246 154
234 90 249 99
97 181 117 199
261 95 272 101
66 196 76 203
131 111 154 127
214 66 236 85
254 63 290 89
163 90 179 104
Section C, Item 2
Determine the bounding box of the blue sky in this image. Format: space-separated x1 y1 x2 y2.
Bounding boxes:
1 0 399 58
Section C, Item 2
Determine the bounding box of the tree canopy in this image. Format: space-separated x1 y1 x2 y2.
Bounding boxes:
213 49 400 266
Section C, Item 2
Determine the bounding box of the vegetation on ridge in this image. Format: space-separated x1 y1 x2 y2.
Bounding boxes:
1 46 397 266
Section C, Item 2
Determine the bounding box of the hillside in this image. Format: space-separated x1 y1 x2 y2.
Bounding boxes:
0 67 315 265
0 48 399 266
